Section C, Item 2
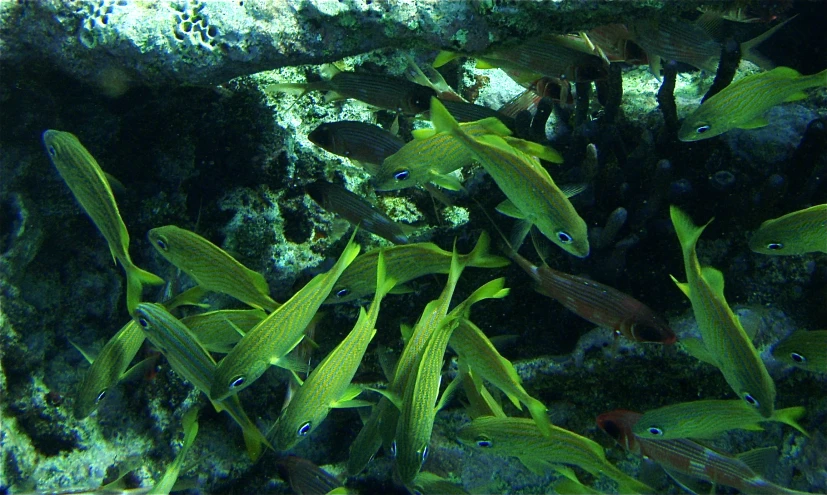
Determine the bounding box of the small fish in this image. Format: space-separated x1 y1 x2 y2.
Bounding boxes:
325 231 509 304
430 98 590 257
597 409 811 495
507 248 675 344
458 416 651 494
670 206 776 418
450 319 552 435
772 330 827 373
132 303 271 461
749 204 827 255
274 455 343 495
265 71 437 115
307 121 404 170
211 233 360 401
148 225 280 312
632 399 808 440
270 250 396 450
373 117 561 192
42 130 164 313
74 320 146 419
307 181 415 244
679 67 827 141
180 308 266 354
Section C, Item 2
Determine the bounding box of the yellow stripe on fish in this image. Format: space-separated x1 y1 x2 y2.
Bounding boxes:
669 206 776 418
42 130 164 313
679 67 827 141
429 98 590 257
749 204 827 255
133 303 271 461
270 250 396 450
772 330 827 373
149 225 280 312
211 233 361 401
457 416 652 494
632 399 808 440
325 231 508 304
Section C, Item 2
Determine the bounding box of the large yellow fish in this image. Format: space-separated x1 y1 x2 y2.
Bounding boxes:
211 234 360 401
430 98 590 257
670 206 776 417
749 204 827 255
632 399 807 441
679 67 827 141
43 130 164 313
270 251 395 450
149 225 280 312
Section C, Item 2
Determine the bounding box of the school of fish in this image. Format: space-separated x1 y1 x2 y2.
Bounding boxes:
36 7 827 495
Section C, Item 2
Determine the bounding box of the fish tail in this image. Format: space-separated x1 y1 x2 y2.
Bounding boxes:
464 231 510 269
241 422 273 461
773 406 810 437
125 264 165 314
669 205 712 260
525 397 553 437
375 250 397 300
741 16 796 70
432 51 460 68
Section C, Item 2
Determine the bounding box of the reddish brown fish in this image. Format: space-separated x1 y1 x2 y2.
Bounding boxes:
508 250 675 344
596 410 811 495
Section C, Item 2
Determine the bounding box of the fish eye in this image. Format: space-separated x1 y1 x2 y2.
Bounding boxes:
335 288 349 298
696 124 711 134
95 390 107 403
47 145 57 157
766 242 783 250
136 317 149 328
556 231 573 244
390 441 397 458
393 170 410 181
647 427 663 436
229 376 246 389
475 436 493 448
155 236 169 251
297 421 312 437
790 352 806 363
743 393 759 408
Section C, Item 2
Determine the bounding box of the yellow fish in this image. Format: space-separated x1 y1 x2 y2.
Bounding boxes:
430 98 590 257
679 67 827 141
149 225 280 312
749 204 827 255
632 399 807 440
670 206 776 417
211 233 360 401
772 330 827 373
42 130 164 313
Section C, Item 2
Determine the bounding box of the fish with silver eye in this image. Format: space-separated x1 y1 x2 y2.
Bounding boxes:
772 330 827 373
749 204 827 256
307 121 404 173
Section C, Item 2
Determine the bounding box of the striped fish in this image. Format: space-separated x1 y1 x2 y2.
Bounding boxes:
270 251 396 450
670 206 776 417
324 231 509 304
42 130 164 313
74 320 145 419
148 225 280 312
507 248 675 344
679 67 827 141
266 71 437 115
307 181 414 244
632 399 807 440
308 121 404 171
132 303 271 461
458 416 652 494
450 319 552 435
181 308 266 354
430 98 590 258
598 409 812 495
772 330 827 373
211 233 361 401
749 204 827 255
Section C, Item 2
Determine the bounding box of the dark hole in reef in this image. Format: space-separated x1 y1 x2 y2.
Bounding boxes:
281 205 313 244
